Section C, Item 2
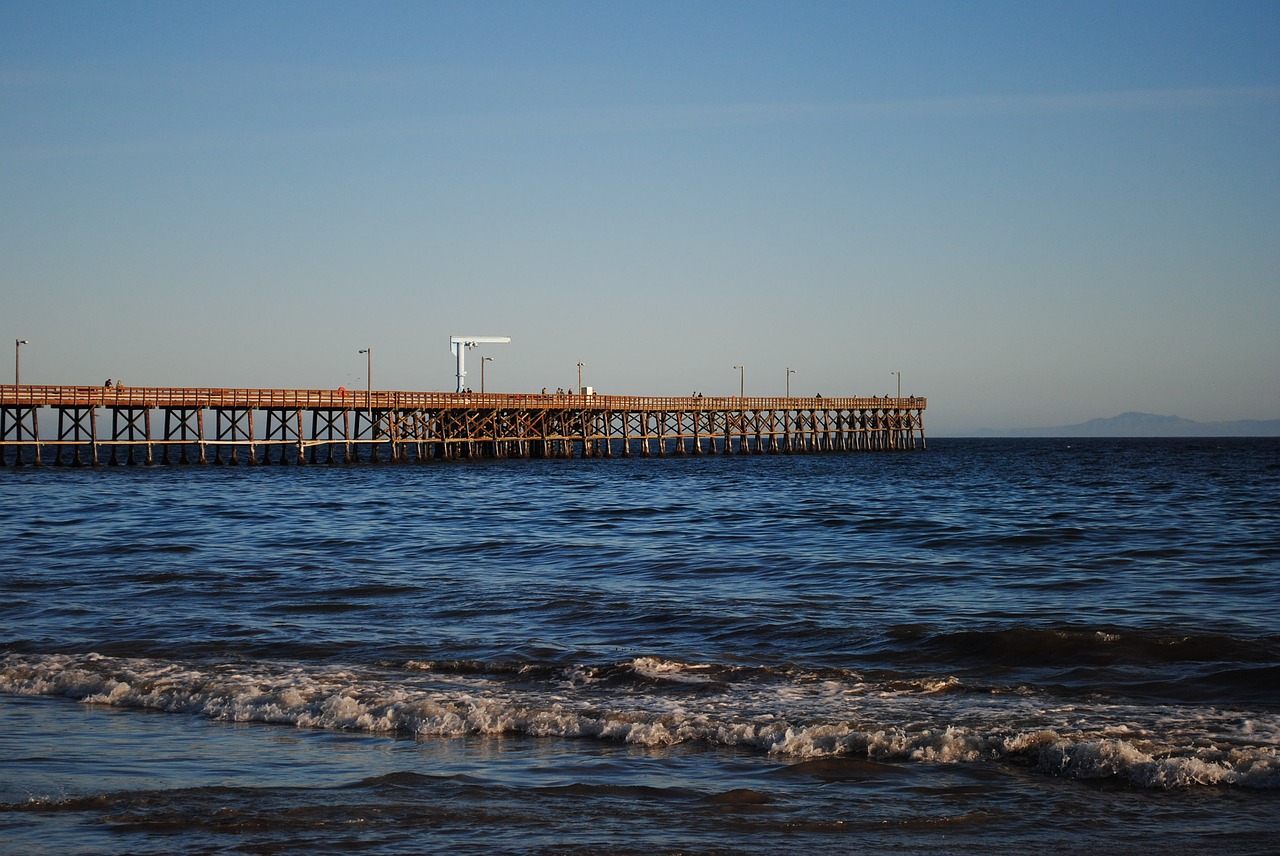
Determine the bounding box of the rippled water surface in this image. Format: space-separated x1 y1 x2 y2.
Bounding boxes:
2 438 1278 854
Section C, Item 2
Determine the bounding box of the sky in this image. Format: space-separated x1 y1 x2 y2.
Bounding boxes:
2 1 1277 435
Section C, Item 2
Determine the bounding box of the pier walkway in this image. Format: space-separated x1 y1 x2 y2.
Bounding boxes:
0 385 926 466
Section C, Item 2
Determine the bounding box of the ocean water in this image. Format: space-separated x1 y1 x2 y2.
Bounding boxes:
1 438 1277 855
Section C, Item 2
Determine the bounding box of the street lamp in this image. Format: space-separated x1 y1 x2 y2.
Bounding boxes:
891 371 901 399
481 356 493 393
577 361 584 395
786 367 796 398
358 348 371 414
732 365 744 399
15 339 29 384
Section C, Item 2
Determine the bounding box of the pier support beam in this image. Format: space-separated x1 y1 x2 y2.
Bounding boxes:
1 404 41 467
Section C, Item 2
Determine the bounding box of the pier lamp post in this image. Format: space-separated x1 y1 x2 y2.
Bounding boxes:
891 371 901 399
786 367 796 399
577 362 584 396
481 356 493 394
15 339 28 384
733 365 744 399
359 348 371 414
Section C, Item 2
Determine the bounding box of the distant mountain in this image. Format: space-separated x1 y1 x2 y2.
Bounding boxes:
992 411 1280 437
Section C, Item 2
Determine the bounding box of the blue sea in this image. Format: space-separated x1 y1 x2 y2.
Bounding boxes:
2 438 1278 854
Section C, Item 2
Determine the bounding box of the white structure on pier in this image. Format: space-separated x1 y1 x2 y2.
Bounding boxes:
449 336 510 393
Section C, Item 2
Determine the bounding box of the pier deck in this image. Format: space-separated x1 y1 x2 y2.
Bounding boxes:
1 385 926 466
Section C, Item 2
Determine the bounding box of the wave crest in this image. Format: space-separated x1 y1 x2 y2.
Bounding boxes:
3 652 1276 790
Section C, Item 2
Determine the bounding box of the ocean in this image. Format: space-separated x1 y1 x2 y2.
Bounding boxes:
1 438 1277 854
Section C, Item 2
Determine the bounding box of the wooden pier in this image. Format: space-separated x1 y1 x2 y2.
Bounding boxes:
0 385 926 466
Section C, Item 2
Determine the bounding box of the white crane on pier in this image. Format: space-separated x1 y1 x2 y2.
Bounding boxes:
450 336 511 392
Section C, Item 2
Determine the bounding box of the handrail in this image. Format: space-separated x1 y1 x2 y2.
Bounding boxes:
0 384 925 411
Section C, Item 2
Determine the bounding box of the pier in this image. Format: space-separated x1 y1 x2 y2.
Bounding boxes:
0 385 925 466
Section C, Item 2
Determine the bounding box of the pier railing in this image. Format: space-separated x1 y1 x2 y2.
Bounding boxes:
1 385 923 412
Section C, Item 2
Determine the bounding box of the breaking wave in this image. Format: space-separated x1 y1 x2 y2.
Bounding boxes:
4 651 1276 791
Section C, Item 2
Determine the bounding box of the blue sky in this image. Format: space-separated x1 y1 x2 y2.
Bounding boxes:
3 1 1277 434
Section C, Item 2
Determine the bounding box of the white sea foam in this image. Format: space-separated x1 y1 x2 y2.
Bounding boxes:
3 652 1277 790
1034 737 1280 788
628 656 716 684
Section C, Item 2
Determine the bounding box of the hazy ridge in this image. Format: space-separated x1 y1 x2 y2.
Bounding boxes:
979 411 1280 437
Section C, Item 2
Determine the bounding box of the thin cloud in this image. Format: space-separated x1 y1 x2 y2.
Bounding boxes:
6 86 1277 158
585 86 1280 131
872 86 1280 117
